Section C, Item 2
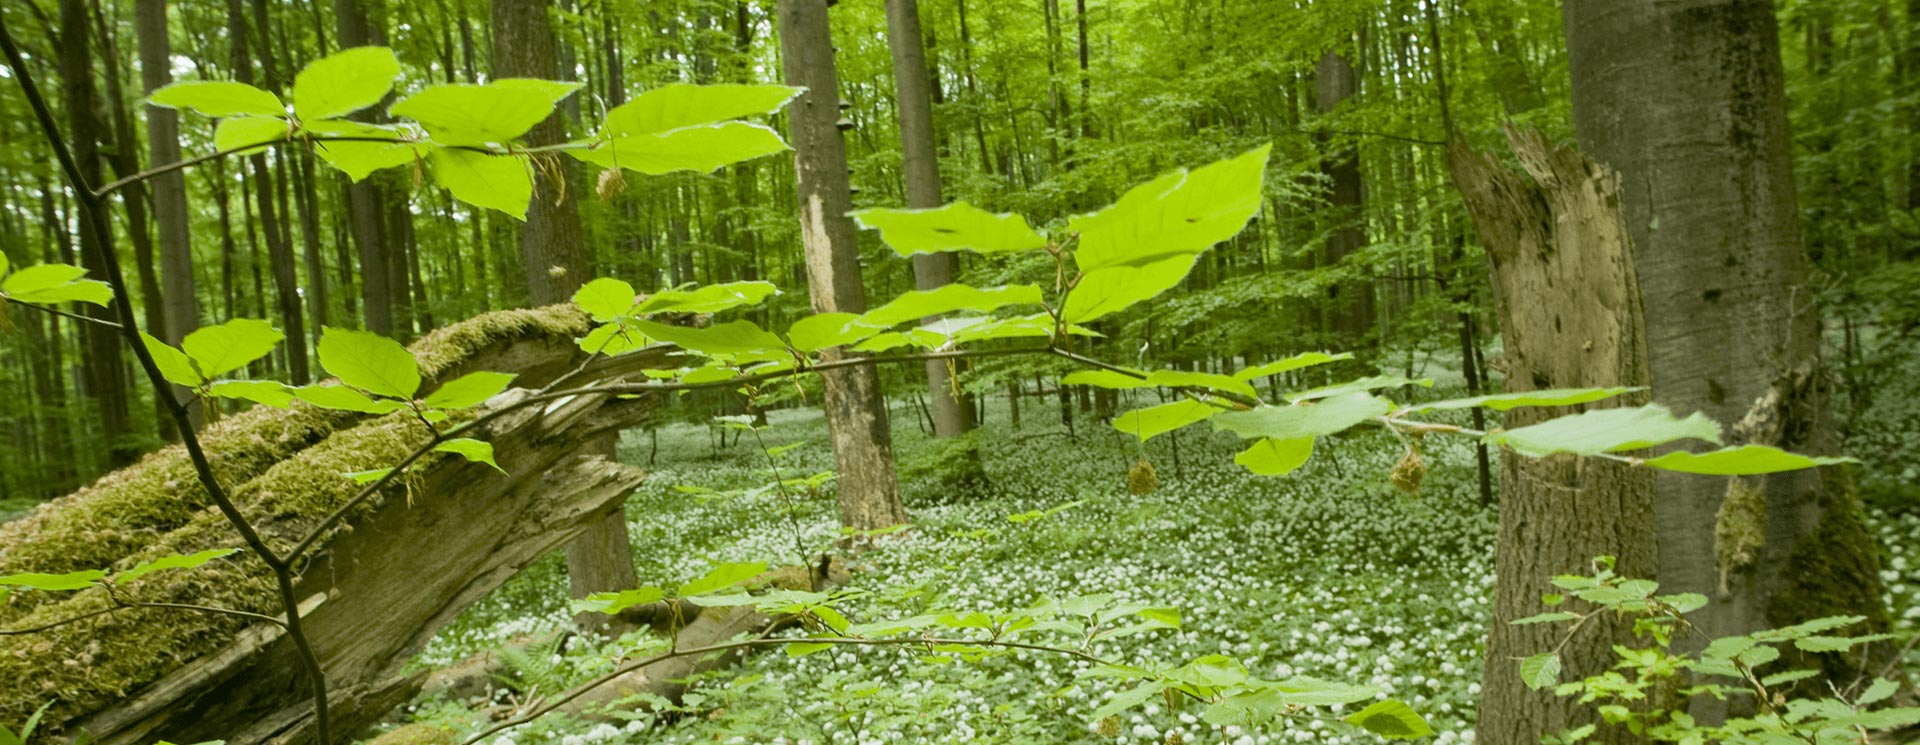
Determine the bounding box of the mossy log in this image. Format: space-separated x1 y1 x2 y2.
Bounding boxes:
0 306 680 744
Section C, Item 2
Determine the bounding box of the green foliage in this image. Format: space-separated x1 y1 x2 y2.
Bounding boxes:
1483 404 1723 458
291 46 401 121
1525 559 1918 743
860 284 1046 327
389 79 581 144
1406 387 1641 413
1643 445 1858 475
146 81 285 118
1111 399 1223 443
316 327 421 400
851 202 1049 257
420 372 517 410
602 83 801 136
0 262 113 306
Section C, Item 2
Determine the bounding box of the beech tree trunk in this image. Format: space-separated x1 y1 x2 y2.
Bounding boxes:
885 0 973 438
1314 50 1373 347
58 0 135 469
334 0 394 335
778 0 909 532
135 0 198 352
1563 0 1886 708
492 0 641 615
1451 127 1656 745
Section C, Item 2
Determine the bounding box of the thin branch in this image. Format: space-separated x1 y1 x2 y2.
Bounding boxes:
0 599 286 637
0 17 334 741
93 135 591 197
4 299 124 329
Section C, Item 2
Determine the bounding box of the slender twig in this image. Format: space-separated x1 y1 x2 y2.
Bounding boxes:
3 299 124 329
0 598 286 636
92 135 591 197
0 18 333 741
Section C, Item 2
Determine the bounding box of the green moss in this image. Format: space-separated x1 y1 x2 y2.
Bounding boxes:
0 413 440 725
368 723 458 745
0 306 587 628
1713 477 1767 594
1768 468 1890 692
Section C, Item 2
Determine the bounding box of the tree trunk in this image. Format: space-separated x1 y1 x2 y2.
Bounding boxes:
1450 127 1656 745
136 0 201 411
492 0 640 618
1314 50 1373 348
1563 0 1886 708
778 0 908 533
58 0 135 469
885 0 973 438
333 0 394 335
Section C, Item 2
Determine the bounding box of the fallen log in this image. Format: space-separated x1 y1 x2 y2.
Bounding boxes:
0 306 683 744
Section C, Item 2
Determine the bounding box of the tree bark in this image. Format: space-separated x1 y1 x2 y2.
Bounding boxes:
1563 0 1886 708
58 0 136 469
1314 50 1374 348
1451 127 1656 745
492 0 641 617
333 0 394 335
779 0 909 533
885 0 973 438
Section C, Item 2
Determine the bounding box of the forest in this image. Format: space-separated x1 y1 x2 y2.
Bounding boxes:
0 0 1918 742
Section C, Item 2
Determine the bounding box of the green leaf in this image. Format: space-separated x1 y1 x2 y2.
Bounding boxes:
342 468 393 484
572 586 665 615
213 116 291 154
1643 445 1856 475
1089 681 1166 721
293 385 408 413
852 202 1048 257
422 371 517 409
1071 145 1270 272
1111 400 1223 442
1273 676 1384 706
572 277 638 322
1287 375 1432 402
631 319 787 360
1792 636 1857 653
433 149 532 220
1061 253 1198 323
571 122 790 174
1234 437 1314 476
1858 677 1899 706
786 641 836 657
0 569 105 591
307 120 420 181
1657 593 1709 614
317 327 420 399
147 81 285 118
1 263 114 306
1136 607 1181 629
1521 653 1562 690
1510 611 1579 625
811 605 852 633
390 79 580 143
434 438 504 473
1235 352 1353 381
678 561 768 597
577 321 650 357
208 380 297 408
787 312 885 353
0 249 8 277
1484 404 1724 458
1406 387 1642 413
182 318 284 377
861 284 1045 327
604 83 802 136
1212 392 1394 440
1061 368 1256 398
1344 699 1433 740
117 549 241 584
141 333 205 387
635 281 780 314
292 46 400 121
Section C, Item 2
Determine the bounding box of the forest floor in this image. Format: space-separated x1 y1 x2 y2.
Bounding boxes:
389 388 1920 745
